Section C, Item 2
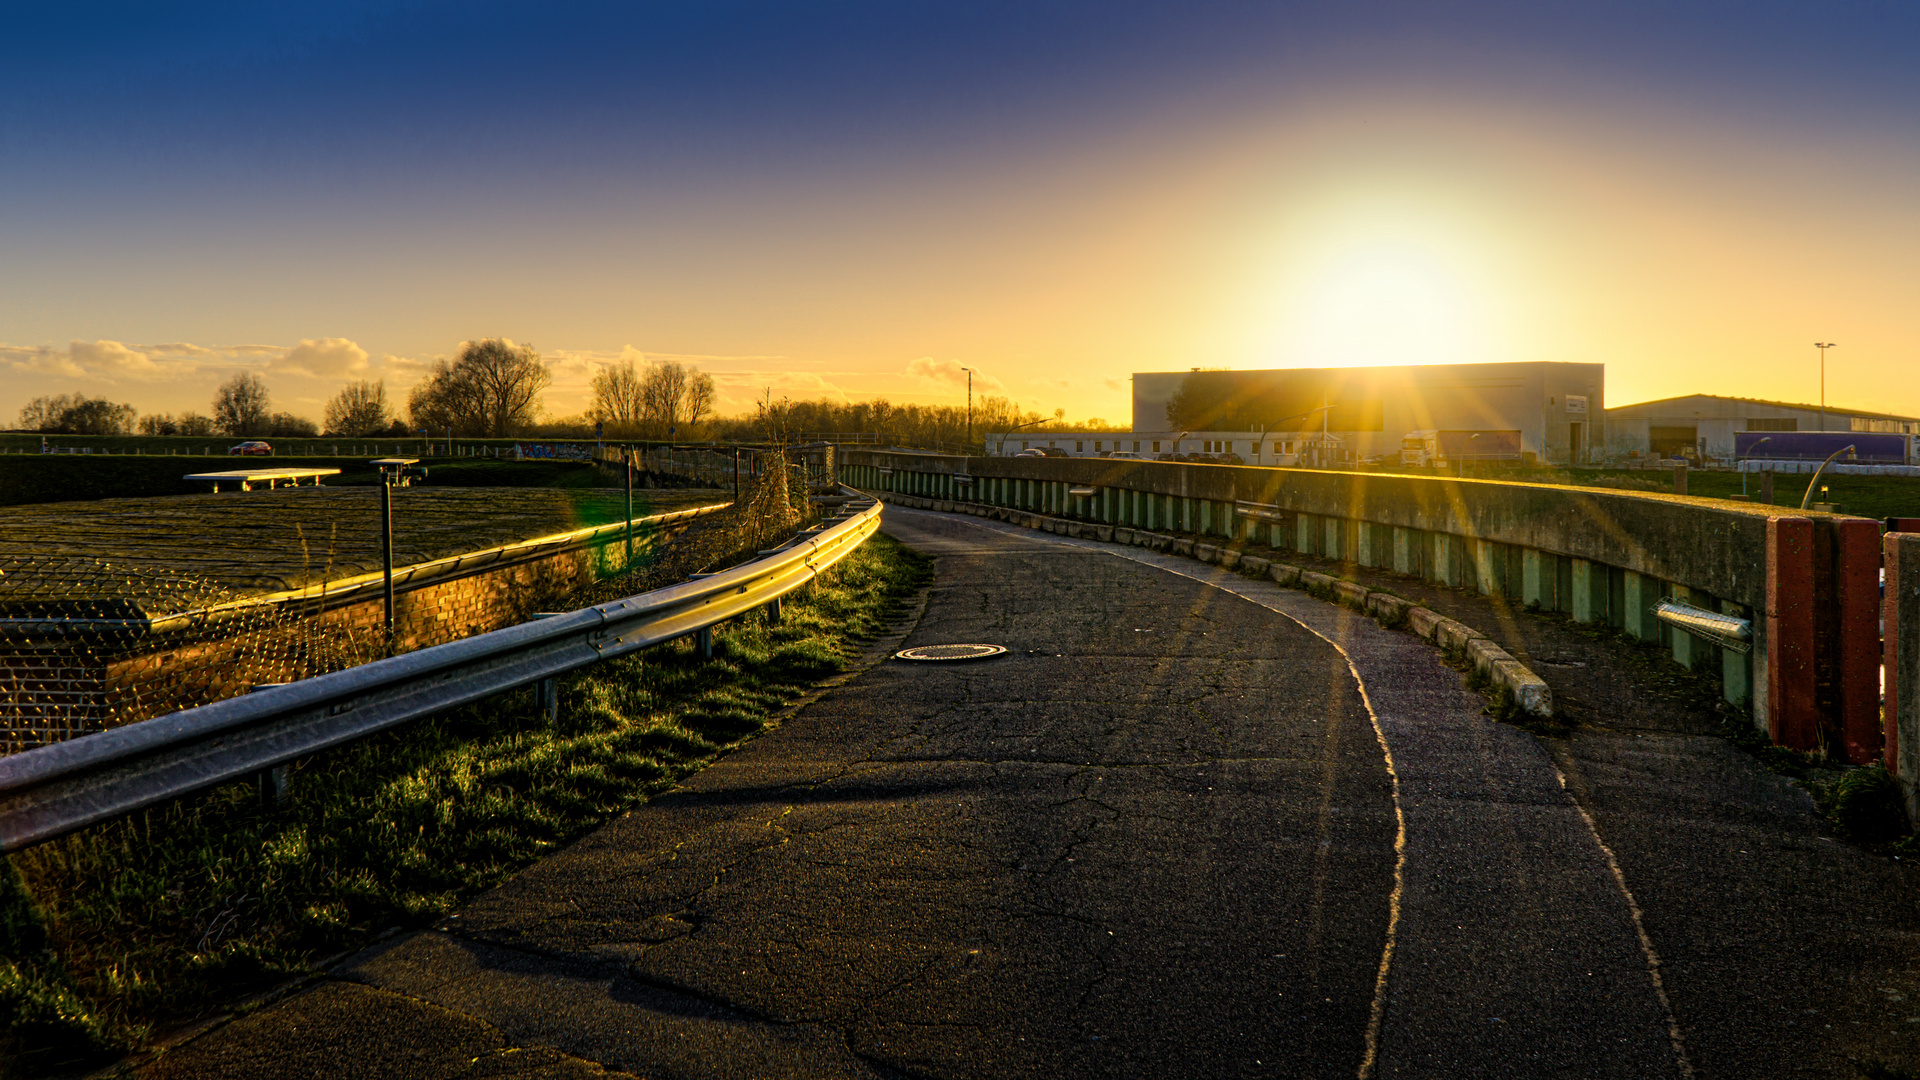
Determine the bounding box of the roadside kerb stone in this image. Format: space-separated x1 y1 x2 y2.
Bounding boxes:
1332 580 1370 610
868 489 1555 716
1366 593 1411 624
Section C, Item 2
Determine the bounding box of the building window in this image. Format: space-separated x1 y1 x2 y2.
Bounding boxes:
1152 441 1161 452
1075 441 1083 452
1095 441 1104 451
1746 418 1798 431
1021 441 1029 449
1132 440 1141 451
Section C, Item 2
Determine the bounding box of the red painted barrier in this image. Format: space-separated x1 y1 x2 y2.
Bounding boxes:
1834 519 1882 764
1767 517 1819 750
1888 534 1914 782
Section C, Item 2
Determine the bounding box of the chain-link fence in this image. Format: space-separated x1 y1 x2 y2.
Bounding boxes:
0 451 826 755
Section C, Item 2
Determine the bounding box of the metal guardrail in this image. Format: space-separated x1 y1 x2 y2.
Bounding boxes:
0 492 882 853
1653 598 1753 653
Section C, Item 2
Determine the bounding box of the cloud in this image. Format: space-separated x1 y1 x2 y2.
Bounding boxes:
0 343 85 377
275 337 370 378
1103 377 1126 392
906 356 1006 393
69 339 162 377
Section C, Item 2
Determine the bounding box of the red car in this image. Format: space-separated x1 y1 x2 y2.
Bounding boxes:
228 441 273 456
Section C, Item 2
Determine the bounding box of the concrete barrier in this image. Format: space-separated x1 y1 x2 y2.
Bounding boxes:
846 451 1887 764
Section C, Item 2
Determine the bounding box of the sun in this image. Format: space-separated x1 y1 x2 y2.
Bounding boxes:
1247 190 1511 369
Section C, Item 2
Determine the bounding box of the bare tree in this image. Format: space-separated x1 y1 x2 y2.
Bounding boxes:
589 359 646 435
409 339 548 437
636 361 717 437
324 379 394 436
213 373 272 436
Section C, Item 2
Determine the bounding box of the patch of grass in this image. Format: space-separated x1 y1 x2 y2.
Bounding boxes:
0 533 932 1078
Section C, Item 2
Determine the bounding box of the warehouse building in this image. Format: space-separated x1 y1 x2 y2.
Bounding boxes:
1126 361 1605 466
1604 394 1920 461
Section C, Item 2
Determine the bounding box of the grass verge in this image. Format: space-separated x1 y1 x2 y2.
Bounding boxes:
0 533 932 1078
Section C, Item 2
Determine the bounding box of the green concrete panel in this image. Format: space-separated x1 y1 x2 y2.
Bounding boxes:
1473 540 1497 596
1621 571 1660 642
1721 599 1752 709
1431 533 1455 587
1393 528 1415 575
1522 549 1547 609
1670 584 1704 670
1296 514 1317 557
1571 558 1608 624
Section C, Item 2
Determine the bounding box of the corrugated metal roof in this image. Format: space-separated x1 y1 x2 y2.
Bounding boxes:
1605 393 1920 423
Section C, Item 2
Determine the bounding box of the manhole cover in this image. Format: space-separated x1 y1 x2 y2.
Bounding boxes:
894 643 1008 662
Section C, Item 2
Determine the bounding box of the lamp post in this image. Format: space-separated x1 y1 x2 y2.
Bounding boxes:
1801 444 1857 510
1258 406 1334 467
961 367 974 445
1743 436 1771 498
1815 342 1836 431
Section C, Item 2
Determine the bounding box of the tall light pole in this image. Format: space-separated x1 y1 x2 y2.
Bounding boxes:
1815 342 1836 431
961 366 974 445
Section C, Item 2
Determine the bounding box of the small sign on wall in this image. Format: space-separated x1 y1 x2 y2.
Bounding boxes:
1566 394 1589 416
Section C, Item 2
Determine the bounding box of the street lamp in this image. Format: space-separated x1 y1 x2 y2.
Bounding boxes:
961 367 974 445
1815 343 1836 431
1258 406 1334 467
1801 444 1856 510
1742 436 1771 498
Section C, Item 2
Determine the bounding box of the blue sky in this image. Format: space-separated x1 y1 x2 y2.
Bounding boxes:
5 1 1918 424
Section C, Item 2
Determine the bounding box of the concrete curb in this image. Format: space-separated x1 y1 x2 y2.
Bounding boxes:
874 490 1555 719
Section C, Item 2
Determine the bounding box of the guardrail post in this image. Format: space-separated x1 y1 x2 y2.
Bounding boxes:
249 683 291 808
697 627 714 660
1885 532 1920 815
1834 518 1882 764
1766 517 1819 751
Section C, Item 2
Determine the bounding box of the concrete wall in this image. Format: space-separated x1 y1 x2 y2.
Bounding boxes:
842 451 1894 781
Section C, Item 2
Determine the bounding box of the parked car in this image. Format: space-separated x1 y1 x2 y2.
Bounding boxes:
1011 448 1047 457
1036 447 1069 458
1105 451 1143 460
228 441 273 456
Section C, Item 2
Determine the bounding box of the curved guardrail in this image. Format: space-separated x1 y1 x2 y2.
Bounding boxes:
0 491 882 853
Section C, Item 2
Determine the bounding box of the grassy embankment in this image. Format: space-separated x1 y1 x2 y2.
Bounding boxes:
0 533 932 1078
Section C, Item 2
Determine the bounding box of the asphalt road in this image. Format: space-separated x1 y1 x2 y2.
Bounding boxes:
141 504 1920 1079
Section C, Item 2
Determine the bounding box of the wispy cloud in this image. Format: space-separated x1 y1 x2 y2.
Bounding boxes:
906 356 1006 393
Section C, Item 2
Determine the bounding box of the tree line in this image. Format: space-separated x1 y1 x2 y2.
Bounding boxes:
13 337 1106 446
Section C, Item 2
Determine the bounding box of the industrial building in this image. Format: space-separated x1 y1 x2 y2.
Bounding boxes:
1603 394 1920 461
1126 361 1605 466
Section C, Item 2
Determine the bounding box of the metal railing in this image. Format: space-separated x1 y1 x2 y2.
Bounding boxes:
0 491 882 853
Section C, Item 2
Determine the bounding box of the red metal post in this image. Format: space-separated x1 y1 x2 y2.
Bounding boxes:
1888 534 1911 780
1834 518 1882 764
1767 517 1819 750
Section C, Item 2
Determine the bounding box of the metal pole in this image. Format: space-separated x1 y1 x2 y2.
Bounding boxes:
734 446 741 503
1816 342 1835 431
380 475 395 649
624 446 634 570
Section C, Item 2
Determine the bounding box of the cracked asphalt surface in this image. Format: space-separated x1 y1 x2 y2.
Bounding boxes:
138 504 1920 1079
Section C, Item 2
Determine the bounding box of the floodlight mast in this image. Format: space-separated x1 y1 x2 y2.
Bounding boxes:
1814 343 1836 431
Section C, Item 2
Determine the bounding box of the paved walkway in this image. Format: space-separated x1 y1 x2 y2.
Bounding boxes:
142 505 1920 1079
